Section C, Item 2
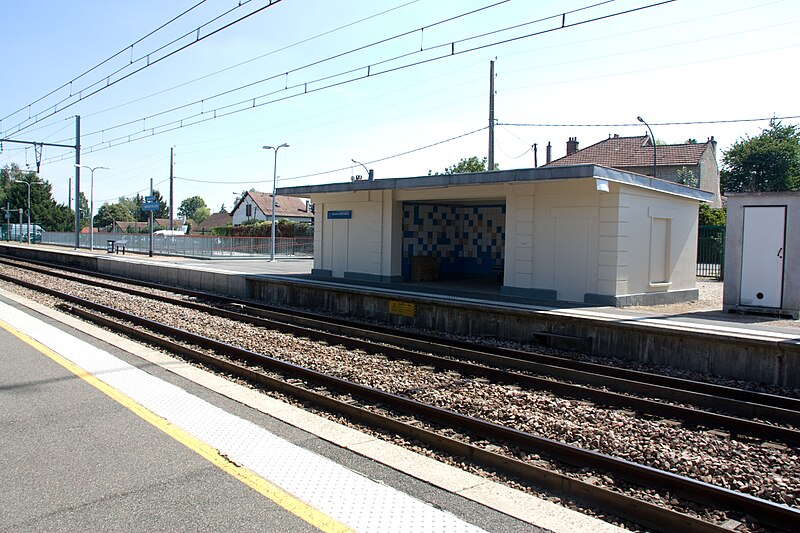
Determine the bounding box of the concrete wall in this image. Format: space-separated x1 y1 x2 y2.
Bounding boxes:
724 192 800 318
246 276 800 388
313 190 402 281
308 177 700 306
504 179 699 305
616 185 700 304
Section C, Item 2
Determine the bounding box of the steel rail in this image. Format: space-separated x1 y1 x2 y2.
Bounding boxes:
1 253 796 415
52 297 799 533
0 262 799 443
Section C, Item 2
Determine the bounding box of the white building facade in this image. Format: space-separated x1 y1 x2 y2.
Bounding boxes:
279 165 712 306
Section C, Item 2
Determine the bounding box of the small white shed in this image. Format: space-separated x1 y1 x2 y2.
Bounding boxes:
279 165 713 306
723 192 800 318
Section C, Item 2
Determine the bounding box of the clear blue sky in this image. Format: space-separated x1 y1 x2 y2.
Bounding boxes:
1 0 798 213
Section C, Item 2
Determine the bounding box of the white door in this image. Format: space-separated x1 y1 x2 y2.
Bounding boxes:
740 206 786 308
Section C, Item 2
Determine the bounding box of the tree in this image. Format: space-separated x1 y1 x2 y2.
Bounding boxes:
429 156 499 176
192 206 211 224
699 204 725 226
133 190 168 221
95 201 135 230
0 164 75 231
721 119 800 193
178 195 208 219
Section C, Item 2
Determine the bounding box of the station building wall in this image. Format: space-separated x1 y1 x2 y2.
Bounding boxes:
305 174 701 306
504 179 699 304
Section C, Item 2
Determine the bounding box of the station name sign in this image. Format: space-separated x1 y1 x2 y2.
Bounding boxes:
327 210 352 219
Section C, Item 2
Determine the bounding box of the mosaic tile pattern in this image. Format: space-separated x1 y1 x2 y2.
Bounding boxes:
402 203 505 278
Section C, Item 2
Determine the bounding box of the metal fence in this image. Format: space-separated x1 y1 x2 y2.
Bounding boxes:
40 232 313 259
696 225 725 279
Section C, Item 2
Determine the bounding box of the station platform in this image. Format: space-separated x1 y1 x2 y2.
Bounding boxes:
0 242 798 388
0 287 621 532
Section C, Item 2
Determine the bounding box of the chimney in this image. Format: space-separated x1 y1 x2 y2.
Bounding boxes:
546 142 552 164
566 137 579 155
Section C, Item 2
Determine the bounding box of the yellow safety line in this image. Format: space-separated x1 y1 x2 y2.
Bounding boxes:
0 319 354 533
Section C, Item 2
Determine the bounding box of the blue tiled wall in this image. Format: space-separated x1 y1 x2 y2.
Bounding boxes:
402 203 505 279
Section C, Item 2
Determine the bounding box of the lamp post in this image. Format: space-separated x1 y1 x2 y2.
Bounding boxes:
262 143 289 262
75 164 109 251
637 116 657 179
12 179 31 244
351 159 374 181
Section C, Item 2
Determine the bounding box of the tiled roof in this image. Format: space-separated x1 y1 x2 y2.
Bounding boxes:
546 135 712 168
191 211 232 232
235 191 312 219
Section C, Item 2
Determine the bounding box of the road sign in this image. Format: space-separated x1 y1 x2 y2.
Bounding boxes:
141 201 160 212
145 195 156 202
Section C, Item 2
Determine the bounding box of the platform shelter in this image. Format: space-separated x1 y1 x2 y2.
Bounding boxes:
278 165 713 306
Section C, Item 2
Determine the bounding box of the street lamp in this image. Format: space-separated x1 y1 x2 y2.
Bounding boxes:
637 116 657 179
75 164 109 251
262 143 289 262
11 179 31 244
351 159 374 181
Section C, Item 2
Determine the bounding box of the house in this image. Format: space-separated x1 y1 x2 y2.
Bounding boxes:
546 135 722 208
190 209 232 234
278 165 714 306
231 191 313 226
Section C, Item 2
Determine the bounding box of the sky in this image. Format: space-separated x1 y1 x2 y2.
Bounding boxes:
1 0 798 215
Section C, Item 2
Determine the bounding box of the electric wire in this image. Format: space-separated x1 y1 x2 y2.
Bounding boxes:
42 0 673 162
0 0 211 127
2 0 283 138
498 115 800 128
79 1 421 123
174 126 488 185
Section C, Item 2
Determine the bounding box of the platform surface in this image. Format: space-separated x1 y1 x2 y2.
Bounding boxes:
0 288 621 532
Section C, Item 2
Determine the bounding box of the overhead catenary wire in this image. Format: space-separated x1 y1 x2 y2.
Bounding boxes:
0 0 211 128
2 0 284 138
79 1 422 123
498 114 800 128
174 126 488 185
41 0 675 163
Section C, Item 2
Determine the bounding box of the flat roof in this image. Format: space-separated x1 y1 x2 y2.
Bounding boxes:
278 164 714 202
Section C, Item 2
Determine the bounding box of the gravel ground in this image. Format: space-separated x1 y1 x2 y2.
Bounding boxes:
1 265 798 521
630 280 800 329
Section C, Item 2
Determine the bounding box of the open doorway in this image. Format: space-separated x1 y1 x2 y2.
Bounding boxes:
401 202 506 286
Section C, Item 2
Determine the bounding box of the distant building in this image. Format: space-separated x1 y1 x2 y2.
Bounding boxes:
546 135 722 208
279 165 713 306
190 209 232 234
231 191 313 226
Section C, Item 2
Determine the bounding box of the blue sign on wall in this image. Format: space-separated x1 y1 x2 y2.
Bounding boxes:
327 210 352 219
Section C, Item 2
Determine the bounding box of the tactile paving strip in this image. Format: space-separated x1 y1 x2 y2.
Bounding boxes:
0 301 485 532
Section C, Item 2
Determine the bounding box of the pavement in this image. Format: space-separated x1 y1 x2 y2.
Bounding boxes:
0 286 620 532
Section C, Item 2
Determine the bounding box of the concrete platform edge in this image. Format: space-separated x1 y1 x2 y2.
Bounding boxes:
0 287 623 533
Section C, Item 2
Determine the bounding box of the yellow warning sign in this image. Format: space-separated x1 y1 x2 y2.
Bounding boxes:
389 300 416 318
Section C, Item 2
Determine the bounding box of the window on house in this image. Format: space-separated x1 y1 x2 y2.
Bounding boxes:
246 204 252 217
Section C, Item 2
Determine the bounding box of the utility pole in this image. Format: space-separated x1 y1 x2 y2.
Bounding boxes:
169 146 174 231
149 178 154 257
74 115 81 249
1 115 80 246
488 60 495 172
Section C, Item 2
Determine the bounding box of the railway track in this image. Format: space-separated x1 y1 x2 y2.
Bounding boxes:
0 255 799 531
1 255 798 435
